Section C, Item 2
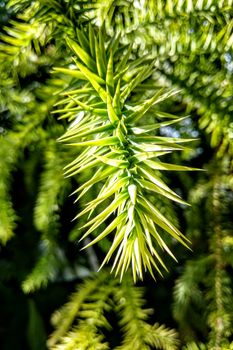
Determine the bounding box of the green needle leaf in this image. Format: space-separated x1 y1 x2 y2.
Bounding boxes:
95 36 106 79
53 67 86 80
75 61 107 102
127 89 181 123
106 49 114 95
66 37 96 72
107 91 119 124
67 136 119 147
81 211 127 247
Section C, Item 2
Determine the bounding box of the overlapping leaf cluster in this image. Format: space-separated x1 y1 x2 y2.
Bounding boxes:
55 25 197 280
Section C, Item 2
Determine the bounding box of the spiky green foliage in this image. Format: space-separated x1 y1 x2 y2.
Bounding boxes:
51 325 109 350
48 271 112 347
114 278 179 350
55 25 198 281
1 1 233 349
48 271 179 350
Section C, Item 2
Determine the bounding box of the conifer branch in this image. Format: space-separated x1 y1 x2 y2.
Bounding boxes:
56 25 198 280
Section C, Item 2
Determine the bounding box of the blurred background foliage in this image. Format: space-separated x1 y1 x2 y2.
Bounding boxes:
0 0 233 349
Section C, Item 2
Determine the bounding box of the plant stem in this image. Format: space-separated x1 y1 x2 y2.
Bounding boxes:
213 178 223 350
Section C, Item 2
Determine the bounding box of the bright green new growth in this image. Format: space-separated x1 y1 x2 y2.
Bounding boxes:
57 25 197 281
